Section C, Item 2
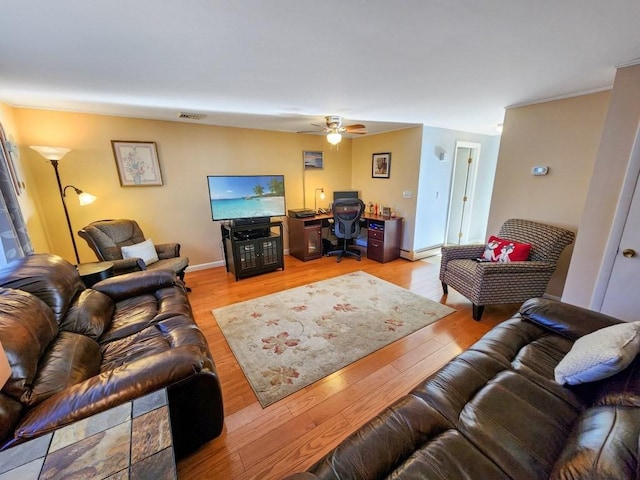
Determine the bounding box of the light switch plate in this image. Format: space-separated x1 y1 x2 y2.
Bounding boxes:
402 190 412 199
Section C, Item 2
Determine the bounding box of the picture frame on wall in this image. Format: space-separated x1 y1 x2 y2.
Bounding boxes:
372 152 391 178
303 150 324 170
111 141 163 186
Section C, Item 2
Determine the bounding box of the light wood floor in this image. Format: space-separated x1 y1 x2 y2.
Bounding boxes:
177 254 520 479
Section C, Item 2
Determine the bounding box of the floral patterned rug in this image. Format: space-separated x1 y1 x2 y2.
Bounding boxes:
213 271 455 407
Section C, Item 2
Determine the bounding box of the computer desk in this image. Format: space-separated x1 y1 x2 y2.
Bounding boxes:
288 213 403 263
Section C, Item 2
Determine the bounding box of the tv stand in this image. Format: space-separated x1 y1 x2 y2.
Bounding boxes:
221 220 284 280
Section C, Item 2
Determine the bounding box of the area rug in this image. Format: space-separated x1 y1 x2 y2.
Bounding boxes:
213 271 455 407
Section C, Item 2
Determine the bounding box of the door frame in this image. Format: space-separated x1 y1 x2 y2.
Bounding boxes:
592 123 640 310
445 141 482 245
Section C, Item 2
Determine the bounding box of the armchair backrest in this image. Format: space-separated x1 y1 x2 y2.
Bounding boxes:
498 219 575 264
78 219 147 261
332 198 365 240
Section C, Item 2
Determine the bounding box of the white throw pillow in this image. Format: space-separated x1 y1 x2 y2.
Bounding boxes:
121 238 159 265
554 321 640 385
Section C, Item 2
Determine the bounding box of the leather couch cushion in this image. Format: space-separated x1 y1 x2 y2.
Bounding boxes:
99 284 193 344
59 289 114 340
0 289 57 402
0 254 84 323
24 331 101 407
587 356 640 408
101 316 212 373
551 406 640 480
0 394 22 445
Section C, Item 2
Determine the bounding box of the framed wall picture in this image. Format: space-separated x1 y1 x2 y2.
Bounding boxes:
372 152 391 178
303 150 324 170
111 141 163 186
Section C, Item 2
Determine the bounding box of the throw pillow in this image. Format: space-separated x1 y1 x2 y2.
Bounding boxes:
480 235 531 262
121 238 159 265
554 321 640 385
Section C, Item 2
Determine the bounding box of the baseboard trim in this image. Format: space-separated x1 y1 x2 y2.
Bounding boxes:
400 246 442 261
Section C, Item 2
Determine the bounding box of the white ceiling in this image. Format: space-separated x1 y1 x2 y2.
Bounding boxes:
1 1 639 137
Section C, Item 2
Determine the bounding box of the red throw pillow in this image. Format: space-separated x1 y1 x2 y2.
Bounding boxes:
480 235 531 262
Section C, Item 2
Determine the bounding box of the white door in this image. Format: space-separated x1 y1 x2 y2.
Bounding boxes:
599 126 640 322
600 172 640 321
446 142 481 245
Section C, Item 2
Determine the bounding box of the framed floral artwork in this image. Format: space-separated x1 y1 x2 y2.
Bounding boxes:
111 141 163 186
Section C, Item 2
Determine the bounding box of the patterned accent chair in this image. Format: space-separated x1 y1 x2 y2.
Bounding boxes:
439 218 575 320
78 219 189 281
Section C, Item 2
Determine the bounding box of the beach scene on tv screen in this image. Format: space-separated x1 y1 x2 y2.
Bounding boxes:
209 175 285 219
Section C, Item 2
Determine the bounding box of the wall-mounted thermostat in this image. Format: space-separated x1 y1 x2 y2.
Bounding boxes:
531 166 549 176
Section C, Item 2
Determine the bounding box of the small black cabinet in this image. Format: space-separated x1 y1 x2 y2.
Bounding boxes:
221 221 284 280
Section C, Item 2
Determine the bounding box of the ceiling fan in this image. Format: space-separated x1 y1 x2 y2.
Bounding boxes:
298 115 368 145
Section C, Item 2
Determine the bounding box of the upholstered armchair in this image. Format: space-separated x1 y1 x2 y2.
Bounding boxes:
78 219 189 281
439 218 575 320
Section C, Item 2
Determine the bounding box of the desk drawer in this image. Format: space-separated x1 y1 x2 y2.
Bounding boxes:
368 229 384 241
367 239 384 262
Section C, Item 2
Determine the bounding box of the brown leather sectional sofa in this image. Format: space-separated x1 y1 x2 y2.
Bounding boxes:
286 298 640 479
0 253 223 457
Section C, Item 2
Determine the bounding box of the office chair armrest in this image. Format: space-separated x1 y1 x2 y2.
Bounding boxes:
155 242 181 259
477 260 556 274
441 244 485 262
109 257 146 275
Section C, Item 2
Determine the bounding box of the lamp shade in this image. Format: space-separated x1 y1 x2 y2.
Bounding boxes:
78 192 97 206
30 145 72 160
0 342 11 388
326 132 342 145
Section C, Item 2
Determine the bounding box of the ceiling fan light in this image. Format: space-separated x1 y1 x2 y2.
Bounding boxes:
327 132 342 145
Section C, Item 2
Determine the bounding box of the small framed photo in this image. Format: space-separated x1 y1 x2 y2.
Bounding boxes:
372 152 391 178
111 141 163 186
303 150 324 170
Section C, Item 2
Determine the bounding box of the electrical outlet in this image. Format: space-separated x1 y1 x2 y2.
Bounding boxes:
402 190 412 199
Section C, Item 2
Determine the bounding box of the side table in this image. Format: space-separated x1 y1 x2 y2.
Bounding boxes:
77 261 114 287
0 389 176 480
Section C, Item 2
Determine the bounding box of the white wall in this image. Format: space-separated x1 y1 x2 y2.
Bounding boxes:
414 126 500 251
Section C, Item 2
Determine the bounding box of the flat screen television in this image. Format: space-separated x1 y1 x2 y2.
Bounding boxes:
207 175 286 221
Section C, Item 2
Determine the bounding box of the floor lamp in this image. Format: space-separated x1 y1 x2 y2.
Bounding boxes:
30 146 97 265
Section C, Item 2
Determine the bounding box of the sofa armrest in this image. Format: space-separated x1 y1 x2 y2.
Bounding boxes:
477 261 556 275
441 244 485 262
519 298 623 341
9 346 210 444
155 242 180 259
93 269 178 301
109 257 146 275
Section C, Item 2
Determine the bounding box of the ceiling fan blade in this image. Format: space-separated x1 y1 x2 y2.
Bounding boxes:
344 124 368 134
297 130 323 134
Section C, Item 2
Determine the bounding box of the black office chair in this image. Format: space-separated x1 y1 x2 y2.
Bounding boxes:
327 198 366 262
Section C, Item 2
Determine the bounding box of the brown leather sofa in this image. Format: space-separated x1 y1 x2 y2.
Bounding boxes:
0 253 222 457
286 298 640 479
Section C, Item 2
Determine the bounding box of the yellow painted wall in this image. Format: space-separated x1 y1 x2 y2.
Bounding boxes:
351 127 423 252
12 108 353 266
488 91 611 297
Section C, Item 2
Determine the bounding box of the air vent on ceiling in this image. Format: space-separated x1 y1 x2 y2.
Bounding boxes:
178 112 206 120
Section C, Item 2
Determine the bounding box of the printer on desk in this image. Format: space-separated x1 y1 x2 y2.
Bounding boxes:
288 208 316 218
